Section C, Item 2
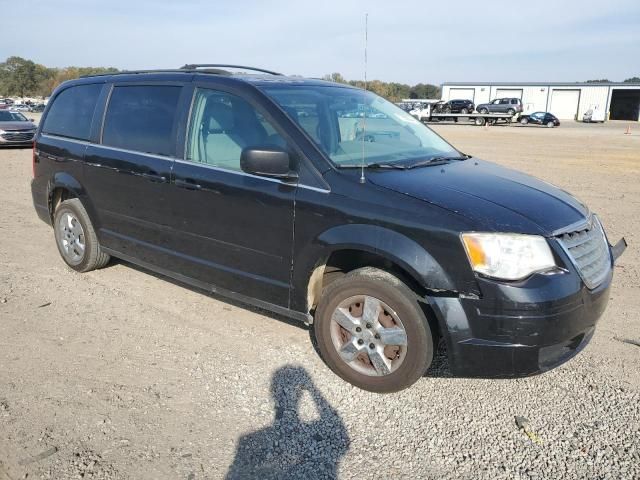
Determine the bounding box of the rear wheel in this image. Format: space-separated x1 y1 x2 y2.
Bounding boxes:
53 198 110 272
475 117 486 126
546 121 555 128
461 108 469 115
507 108 516 115
314 267 434 393
520 117 529 124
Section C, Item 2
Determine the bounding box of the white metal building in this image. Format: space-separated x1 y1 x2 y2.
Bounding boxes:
441 82 640 121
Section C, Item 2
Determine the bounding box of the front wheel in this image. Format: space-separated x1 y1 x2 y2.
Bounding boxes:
53 198 110 272
479 108 488 114
520 117 529 124
507 108 516 115
314 267 434 393
461 108 469 115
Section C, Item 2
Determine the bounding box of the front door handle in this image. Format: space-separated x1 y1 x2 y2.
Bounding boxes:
174 178 202 190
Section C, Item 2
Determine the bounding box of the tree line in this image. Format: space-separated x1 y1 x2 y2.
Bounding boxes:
2 56 637 102
0 56 118 98
586 77 640 83
321 72 440 102
0 57 440 102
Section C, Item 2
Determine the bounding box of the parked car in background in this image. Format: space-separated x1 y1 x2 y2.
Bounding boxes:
435 99 474 114
31 104 46 113
476 98 523 115
519 112 560 128
32 66 625 393
10 103 32 112
0 110 37 146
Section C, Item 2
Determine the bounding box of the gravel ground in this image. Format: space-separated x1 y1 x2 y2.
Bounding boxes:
0 120 639 479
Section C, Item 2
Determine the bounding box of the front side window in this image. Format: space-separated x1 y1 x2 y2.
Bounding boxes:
185 88 286 171
102 85 182 157
262 85 459 167
42 83 102 140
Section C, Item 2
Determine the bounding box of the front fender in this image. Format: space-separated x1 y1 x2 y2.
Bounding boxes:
291 223 456 312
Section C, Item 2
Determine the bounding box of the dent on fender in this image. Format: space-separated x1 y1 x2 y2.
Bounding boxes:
316 223 457 292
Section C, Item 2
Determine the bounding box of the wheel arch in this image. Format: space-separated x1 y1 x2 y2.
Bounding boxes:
47 172 97 225
299 224 456 314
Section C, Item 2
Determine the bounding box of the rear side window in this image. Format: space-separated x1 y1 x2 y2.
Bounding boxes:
42 84 102 141
102 85 182 157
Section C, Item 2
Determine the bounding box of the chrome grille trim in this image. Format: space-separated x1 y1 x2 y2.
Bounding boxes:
556 215 611 289
1 130 35 142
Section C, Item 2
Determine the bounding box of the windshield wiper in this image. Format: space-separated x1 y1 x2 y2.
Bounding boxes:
337 162 407 170
405 154 470 169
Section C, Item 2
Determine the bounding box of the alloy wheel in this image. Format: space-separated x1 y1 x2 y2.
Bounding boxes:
329 295 408 377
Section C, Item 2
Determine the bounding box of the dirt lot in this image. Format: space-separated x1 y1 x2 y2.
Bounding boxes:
1 120 639 479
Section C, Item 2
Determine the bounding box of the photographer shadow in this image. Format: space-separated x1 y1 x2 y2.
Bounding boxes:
225 366 350 480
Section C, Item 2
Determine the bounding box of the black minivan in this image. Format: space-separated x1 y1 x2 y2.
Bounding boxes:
31 65 626 392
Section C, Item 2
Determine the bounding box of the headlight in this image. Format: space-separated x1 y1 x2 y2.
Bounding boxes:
461 233 556 280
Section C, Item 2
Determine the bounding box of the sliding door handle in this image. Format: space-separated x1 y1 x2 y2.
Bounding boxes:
142 173 168 183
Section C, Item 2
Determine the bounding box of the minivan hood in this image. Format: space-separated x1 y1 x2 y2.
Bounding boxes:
367 158 588 235
0 121 35 130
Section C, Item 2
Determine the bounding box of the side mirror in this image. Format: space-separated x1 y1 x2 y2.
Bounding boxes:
240 146 298 181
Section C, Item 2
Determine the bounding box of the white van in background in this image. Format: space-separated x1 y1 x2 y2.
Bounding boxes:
583 104 605 122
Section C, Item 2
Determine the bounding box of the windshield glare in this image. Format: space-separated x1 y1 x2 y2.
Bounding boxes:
262 85 460 167
0 111 28 122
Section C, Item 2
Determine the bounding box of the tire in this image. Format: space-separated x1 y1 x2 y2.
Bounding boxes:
507 108 515 115
546 121 555 128
520 117 529 124
479 108 488 114
53 198 110 272
475 117 486 126
461 108 469 115
314 267 434 393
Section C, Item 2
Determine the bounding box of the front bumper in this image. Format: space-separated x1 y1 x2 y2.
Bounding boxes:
428 242 623 378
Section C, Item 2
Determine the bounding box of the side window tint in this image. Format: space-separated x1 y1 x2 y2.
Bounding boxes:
42 84 102 140
102 85 181 156
186 88 286 171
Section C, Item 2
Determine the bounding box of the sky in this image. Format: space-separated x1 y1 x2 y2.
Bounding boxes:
3 0 640 85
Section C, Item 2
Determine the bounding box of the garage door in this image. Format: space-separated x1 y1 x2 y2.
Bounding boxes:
495 88 523 99
550 90 580 120
449 88 475 101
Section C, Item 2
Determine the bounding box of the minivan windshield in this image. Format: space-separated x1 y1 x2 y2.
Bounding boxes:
261 85 462 168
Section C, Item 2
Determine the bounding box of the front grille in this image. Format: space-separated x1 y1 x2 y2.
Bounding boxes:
556 216 611 289
1 130 35 142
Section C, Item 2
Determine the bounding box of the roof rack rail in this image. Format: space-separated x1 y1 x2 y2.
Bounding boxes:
180 64 283 76
80 69 193 78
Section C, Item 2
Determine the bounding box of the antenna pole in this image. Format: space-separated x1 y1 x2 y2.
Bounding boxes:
360 13 368 184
